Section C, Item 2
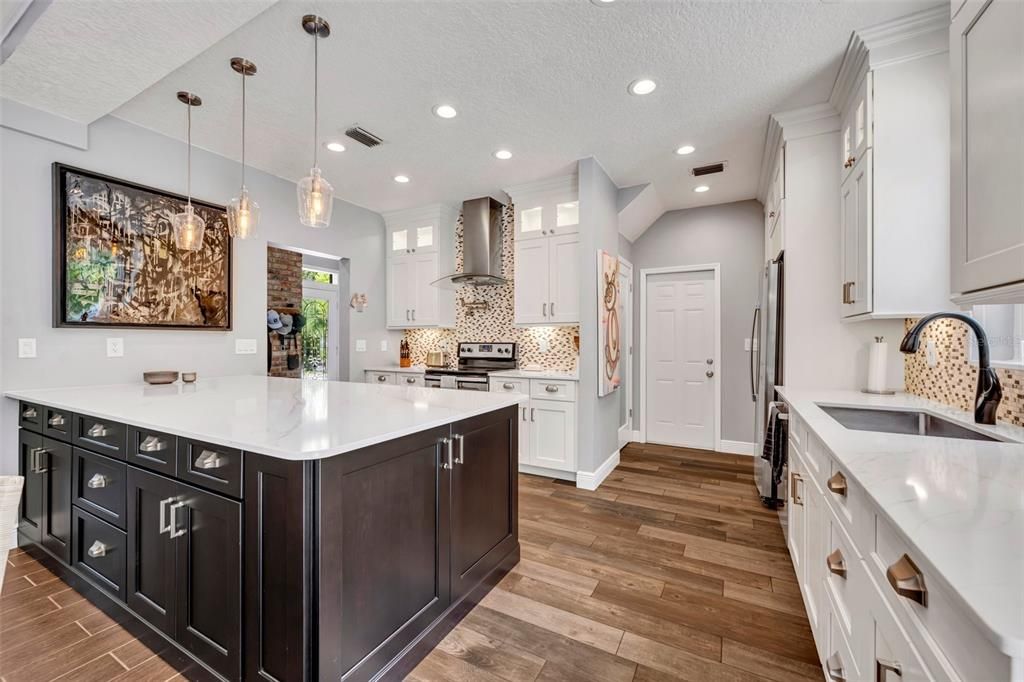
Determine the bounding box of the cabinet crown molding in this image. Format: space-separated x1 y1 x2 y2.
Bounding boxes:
504 174 578 202
757 103 839 201
382 203 458 228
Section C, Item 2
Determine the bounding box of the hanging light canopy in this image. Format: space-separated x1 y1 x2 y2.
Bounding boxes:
172 91 206 251
297 14 334 228
228 57 260 239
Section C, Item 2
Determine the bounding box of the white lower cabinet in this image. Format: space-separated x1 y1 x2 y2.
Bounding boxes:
363 370 424 386
492 379 577 477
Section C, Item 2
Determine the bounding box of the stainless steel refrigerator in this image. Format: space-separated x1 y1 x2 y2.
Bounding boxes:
752 252 784 506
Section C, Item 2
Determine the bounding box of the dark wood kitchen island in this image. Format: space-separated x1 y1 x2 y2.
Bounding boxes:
6 376 522 681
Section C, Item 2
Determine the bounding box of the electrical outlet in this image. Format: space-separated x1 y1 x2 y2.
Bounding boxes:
106 338 124 358
925 339 938 368
356 339 367 352
235 339 258 354
18 338 36 358
744 338 751 352
538 338 550 354
380 339 389 352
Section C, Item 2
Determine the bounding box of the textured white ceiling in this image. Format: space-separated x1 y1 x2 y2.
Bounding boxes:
0 0 277 122
7 0 940 215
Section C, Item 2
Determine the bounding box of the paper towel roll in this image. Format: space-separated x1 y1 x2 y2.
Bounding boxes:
867 339 888 393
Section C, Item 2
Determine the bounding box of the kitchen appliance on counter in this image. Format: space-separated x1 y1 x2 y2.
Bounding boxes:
425 350 448 368
752 252 785 509
424 342 517 391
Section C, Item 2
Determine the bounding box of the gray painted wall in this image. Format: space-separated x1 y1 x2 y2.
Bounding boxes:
629 200 764 444
0 113 399 473
577 158 622 473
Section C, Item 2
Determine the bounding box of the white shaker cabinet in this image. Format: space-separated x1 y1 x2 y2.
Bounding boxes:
513 239 550 324
530 400 576 472
383 204 457 329
840 151 873 317
950 0 1024 303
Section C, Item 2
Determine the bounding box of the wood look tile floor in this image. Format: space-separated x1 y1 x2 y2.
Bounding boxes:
0 443 819 681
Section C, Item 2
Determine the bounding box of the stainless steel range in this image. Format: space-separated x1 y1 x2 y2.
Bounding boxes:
424 342 517 391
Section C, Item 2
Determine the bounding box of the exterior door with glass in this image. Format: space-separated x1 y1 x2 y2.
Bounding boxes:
302 276 341 380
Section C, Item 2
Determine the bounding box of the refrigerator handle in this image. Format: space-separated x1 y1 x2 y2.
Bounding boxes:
750 306 761 401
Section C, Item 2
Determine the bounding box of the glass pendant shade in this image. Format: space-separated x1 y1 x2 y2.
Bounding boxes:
297 167 333 228
172 204 206 251
228 186 260 238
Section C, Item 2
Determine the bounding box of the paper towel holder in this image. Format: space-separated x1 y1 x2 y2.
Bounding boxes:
863 336 896 395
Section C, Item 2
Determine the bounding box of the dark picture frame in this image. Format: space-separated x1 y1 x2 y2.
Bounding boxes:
52 163 233 330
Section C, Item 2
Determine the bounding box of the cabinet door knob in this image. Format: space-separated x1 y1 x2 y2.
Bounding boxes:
139 435 167 453
769 211 775 218
706 370 715 378
503 382 516 389
87 540 109 558
544 385 559 393
405 377 417 384
377 375 387 382
827 548 847 578
886 553 927 606
826 652 846 682
194 449 225 470
87 423 110 438
87 473 109 489
827 471 847 497
876 659 902 680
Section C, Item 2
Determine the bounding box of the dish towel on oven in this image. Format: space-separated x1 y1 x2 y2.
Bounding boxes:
761 401 789 485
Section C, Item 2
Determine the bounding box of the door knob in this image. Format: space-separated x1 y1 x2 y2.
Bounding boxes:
705 370 714 378
706 358 714 365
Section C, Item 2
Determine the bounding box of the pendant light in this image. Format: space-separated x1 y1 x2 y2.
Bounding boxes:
297 14 334 228
228 58 260 239
172 91 206 251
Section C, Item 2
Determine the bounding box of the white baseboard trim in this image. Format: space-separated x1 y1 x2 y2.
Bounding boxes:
519 463 576 483
631 430 642 443
718 439 756 456
576 448 621 491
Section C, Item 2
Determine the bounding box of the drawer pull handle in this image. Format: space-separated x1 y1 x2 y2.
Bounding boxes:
195 450 225 470
405 377 417 384
790 472 803 506
87 423 110 438
159 497 174 535
22 406 38 419
139 436 167 453
30 448 49 474
87 540 109 558
87 473 109 489
503 382 516 389
544 385 559 393
826 652 846 682
827 471 847 497
886 553 927 607
827 548 847 578
876 659 902 680
48 414 66 427
377 375 388 382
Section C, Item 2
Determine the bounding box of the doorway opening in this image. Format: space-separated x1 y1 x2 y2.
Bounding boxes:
302 267 340 380
639 264 721 451
617 257 634 448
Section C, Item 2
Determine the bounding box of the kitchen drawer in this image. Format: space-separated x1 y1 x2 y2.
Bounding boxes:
869 513 1000 682
865 571 937 682
824 502 862 645
72 507 127 602
19 401 42 432
72 414 126 460
787 411 805 455
73 448 127 529
802 430 829 487
491 378 528 394
366 371 396 385
43 406 73 442
176 438 243 499
824 596 860 682
823 456 869 552
126 426 177 477
397 374 425 387
530 379 576 402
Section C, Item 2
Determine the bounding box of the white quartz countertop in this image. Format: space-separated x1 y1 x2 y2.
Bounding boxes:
363 365 428 374
490 369 579 381
5 375 523 461
775 387 1024 655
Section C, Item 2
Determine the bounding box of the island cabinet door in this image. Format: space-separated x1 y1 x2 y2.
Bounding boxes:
40 437 73 564
449 407 518 601
126 467 178 638
317 424 452 682
172 481 242 681
18 429 43 543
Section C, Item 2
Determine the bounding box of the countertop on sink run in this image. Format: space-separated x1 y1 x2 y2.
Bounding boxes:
776 387 1024 656
363 365 428 374
5 375 522 461
490 369 579 381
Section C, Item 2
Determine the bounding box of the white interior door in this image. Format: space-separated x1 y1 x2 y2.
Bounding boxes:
644 270 716 450
618 259 634 448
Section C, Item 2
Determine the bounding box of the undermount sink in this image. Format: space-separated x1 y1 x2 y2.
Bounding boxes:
819 405 1001 442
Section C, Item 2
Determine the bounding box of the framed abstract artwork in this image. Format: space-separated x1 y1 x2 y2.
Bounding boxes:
52 163 232 330
598 249 621 397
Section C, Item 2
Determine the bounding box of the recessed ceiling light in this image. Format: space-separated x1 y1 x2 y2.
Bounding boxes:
675 145 695 155
694 185 710 193
433 104 457 119
325 141 345 152
628 78 657 96
494 149 513 160
590 0 615 5
394 175 410 184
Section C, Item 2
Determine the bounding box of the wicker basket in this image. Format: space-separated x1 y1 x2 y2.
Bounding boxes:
0 476 25 590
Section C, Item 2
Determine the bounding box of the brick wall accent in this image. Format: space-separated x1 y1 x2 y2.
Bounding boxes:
267 246 303 379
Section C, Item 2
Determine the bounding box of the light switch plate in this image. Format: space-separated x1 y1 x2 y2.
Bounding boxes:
106 338 124 358
538 338 550 354
380 339 389 352
235 339 258 354
18 338 36 358
925 339 938 368
356 339 367 352
744 338 751 352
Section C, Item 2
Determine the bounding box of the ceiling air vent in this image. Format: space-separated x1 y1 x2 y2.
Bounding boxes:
691 162 727 177
344 126 384 148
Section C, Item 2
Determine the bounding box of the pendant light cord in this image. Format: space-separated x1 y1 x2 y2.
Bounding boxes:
186 102 192 208
241 71 247 187
313 29 319 169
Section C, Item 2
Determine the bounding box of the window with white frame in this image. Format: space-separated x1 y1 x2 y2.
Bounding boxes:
970 304 1024 369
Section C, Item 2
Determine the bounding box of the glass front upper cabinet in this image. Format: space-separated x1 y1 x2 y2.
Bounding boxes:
515 196 580 241
388 221 438 255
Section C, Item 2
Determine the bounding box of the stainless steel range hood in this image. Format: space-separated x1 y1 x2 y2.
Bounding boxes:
432 196 507 289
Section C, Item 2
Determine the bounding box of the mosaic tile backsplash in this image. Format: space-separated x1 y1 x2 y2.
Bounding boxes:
404 203 580 372
903 318 1024 426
